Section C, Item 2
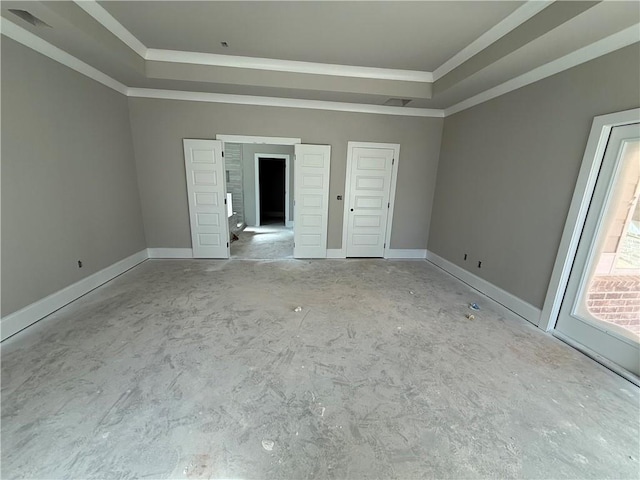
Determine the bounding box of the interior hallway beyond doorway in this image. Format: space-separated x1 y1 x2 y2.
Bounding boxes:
231 224 293 259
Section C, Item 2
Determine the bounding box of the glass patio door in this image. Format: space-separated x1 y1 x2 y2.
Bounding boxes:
555 123 640 379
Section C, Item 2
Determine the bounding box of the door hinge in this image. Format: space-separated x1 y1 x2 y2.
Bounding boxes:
387 202 390 208
227 242 229 247
224 198 227 204
384 243 386 248
222 151 225 157
392 158 395 165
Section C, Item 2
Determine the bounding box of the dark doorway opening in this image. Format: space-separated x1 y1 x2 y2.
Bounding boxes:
258 158 286 225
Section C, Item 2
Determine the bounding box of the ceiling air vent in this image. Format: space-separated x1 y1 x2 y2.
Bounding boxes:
384 98 412 107
8 9 51 28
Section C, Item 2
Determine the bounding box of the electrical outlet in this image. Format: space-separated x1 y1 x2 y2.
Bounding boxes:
78 260 83 268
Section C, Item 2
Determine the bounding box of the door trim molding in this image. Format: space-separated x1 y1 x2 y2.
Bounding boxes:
539 108 640 332
254 154 290 227
342 142 401 258
216 135 302 145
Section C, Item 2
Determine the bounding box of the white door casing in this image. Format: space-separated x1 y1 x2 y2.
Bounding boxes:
343 142 400 257
294 144 331 258
183 139 230 258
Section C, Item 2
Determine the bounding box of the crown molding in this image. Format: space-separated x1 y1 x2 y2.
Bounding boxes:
0 17 128 95
75 0 432 83
145 49 433 83
73 0 551 85
444 24 640 117
433 0 554 81
74 0 147 58
127 88 444 118
3 12 637 120
0 17 440 116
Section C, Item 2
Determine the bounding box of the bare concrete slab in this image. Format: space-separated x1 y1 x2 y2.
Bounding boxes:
231 225 293 259
2 259 638 479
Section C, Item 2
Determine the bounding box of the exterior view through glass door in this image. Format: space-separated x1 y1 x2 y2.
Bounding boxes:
555 123 640 380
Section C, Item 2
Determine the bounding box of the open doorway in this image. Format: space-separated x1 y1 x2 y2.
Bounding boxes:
255 154 290 227
221 139 295 259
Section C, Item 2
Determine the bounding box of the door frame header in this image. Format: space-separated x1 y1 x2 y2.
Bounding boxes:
216 134 301 145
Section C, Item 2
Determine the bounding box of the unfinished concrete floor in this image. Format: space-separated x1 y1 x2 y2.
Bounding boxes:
2 259 639 479
231 225 293 259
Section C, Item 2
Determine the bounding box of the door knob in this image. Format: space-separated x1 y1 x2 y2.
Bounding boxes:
350 208 354 211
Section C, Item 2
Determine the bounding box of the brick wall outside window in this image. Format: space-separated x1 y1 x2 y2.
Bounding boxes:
587 275 640 335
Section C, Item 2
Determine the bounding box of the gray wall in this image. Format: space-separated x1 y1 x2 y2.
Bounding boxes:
428 44 640 309
241 144 295 226
1 38 147 316
128 100 443 249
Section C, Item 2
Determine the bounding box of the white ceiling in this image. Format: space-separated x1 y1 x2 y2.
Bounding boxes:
98 1 523 71
1 1 639 114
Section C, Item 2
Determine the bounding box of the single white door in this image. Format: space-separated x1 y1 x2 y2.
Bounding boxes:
344 143 398 257
183 139 230 258
555 123 640 379
294 144 331 258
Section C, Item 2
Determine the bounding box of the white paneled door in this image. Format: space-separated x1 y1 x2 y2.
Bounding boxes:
344 143 399 257
294 144 331 258
183 139 230 258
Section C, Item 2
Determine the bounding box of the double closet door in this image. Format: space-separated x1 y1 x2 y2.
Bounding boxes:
183 140 332 259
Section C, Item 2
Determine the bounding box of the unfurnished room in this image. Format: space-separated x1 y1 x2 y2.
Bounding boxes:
1 1 640 479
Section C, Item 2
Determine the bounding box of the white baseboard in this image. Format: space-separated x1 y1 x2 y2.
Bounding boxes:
325 249 427 259
385 249 427 259
426 250 541 326
1 249 148 341
147 248 193 259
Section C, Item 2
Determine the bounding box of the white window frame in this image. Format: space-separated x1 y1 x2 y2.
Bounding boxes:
539 108 640 332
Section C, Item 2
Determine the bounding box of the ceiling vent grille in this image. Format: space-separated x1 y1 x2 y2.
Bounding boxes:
8 9 51 28
384 98 412 107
